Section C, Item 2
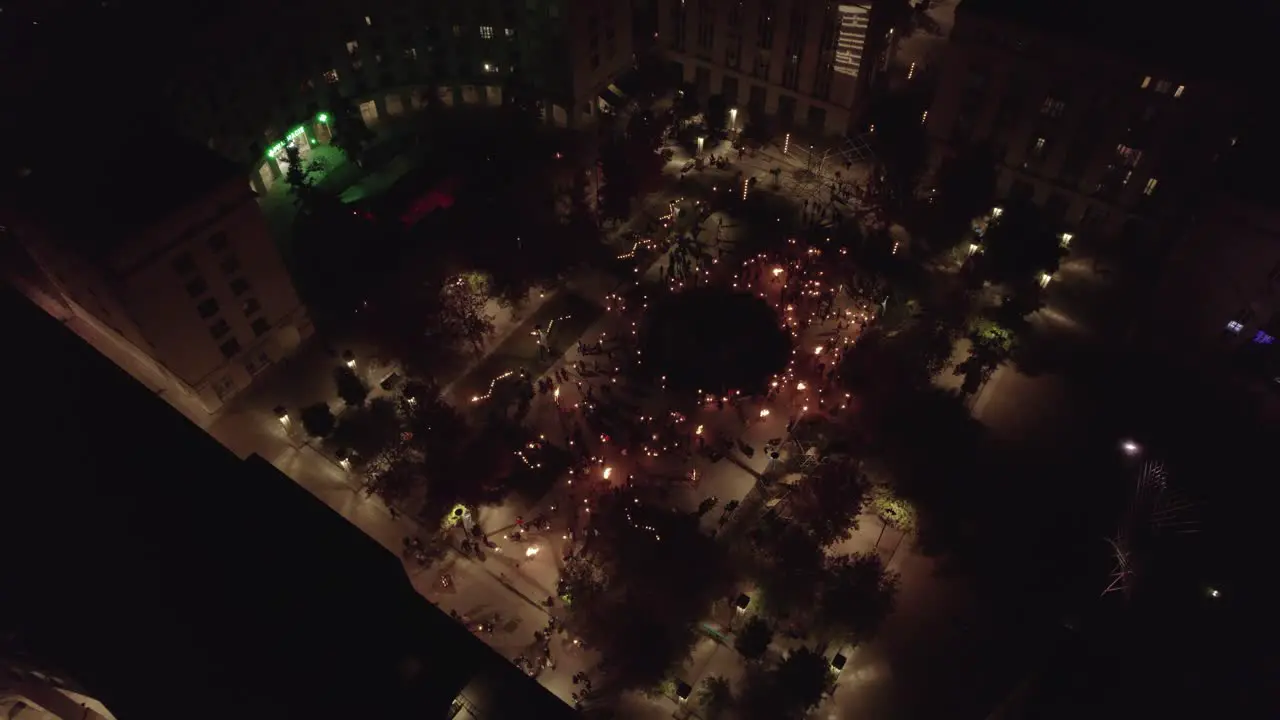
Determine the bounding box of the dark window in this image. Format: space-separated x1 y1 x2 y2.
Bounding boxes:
209 318 232 339
242 297 262 316
229 277 252 296
185 277 209 298
807 105 827 135
219 338 242 359
220 255 242 275
196 298 220 319
721 76 739 104
252 317 271 336
207 232 229 252
172 252 197 275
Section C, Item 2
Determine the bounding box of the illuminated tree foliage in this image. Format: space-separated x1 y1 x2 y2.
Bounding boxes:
787 457 870 547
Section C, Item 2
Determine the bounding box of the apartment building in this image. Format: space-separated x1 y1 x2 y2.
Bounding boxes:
924 0 1251 248
656 0 897 137
1 0 632 195
0 138 312 418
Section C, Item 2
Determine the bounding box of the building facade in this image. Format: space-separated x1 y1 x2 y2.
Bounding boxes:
1 0 633 196
1137 196 1280 392
924 1 1246 249
655 0 895 137
154 0 633 195
2 145 312 419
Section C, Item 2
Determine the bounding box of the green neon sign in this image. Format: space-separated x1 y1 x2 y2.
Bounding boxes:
263 113 330 158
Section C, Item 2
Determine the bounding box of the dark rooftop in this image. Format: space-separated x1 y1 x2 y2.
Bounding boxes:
3 132 244 260
0 289 575 720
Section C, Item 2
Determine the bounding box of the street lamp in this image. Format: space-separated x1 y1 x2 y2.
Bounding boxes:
729 107 738 131
342 350 357 369
696 135 705 155
274 406 290 427
1120 439 1141 456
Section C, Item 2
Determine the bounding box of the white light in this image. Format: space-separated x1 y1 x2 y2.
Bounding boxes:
525 545 541 558
345 358 357 369
603 466 613 480
1121 440 1140 456
759 408 771 418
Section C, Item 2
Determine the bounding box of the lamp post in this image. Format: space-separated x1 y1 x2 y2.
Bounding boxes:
729 107 738 132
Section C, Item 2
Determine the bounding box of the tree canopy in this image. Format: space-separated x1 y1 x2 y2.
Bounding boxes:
786 457 870 546
562 489 734 689
633 287 792 397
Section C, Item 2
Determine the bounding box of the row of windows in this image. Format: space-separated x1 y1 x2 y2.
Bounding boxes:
171 236 269 360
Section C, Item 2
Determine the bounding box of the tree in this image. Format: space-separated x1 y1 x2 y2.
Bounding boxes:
705 93 728 135
929 141 998 250
772 647 831 713
562 490 734 690
437 273 496 353
327 86 374 167
977 199 1066 287
753 522 825 621
787 458 869 546
817 552 899 644
741 647 830 719
734 616 773 661
599 110 666 223
333 365 369 407
633 287 792 397
869 89 930 214
954 318 1016 395
283 144 314 208
328 397 402 462
299 402 336 438
363 457 425 507
698 675 736 720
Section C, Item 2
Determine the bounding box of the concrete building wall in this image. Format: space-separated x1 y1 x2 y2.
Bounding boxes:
157 0 631 177
106 179 310 409
1141 199 1280 362
656 0 884 137
6 175 311 416
925 8 1245 247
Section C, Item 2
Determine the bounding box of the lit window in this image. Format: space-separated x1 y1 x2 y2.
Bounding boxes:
1143 178 1158 196
364 15 372 26
1254 331 1275 345
1040 97 1065 118
1115 144 1142 167
404 48 417 60
505 27 515 37
346 40 358 54
480 25 494 39
1140 75 1151 89
324 69 340 83
1173 84 1185 98
1226 320 1243 333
